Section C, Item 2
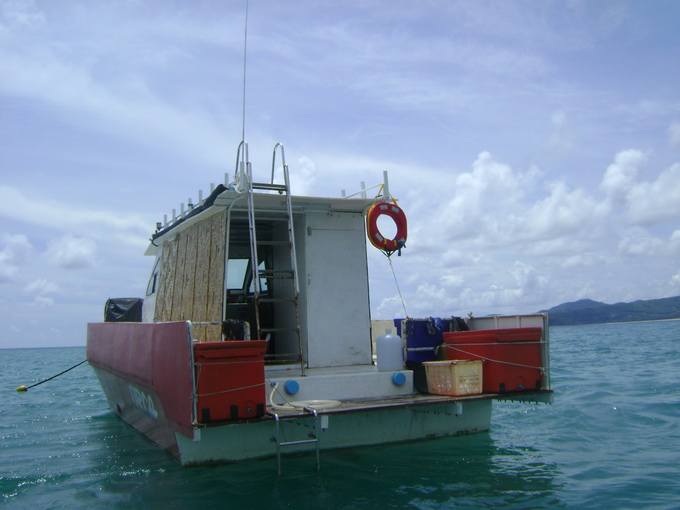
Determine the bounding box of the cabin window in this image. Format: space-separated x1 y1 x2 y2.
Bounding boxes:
226 259 249 290
146 257 161 296
226 258 268 293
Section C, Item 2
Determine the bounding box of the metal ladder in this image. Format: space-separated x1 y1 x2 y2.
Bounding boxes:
269 409 321 474
244 142 305 375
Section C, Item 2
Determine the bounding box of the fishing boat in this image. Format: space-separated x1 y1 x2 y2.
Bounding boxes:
87 141 553 469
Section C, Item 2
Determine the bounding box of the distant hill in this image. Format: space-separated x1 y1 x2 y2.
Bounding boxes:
539 296 680 326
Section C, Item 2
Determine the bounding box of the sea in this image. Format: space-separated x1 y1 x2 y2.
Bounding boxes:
2 320 679 509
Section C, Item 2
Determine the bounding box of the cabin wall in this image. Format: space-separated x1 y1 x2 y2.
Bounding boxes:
154 210 227 342
300 211 372 367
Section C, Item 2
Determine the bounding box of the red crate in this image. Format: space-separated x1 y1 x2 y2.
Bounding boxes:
443 328 543 393
193 340 267 422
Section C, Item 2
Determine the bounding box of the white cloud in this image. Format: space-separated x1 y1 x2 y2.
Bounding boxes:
560 253 607 270
618 228 664 257
600 149 646 202
0 233 33 282
626 163 680 225
46 235 97 269
290 155 318 196
671 270 680 288
669 122 680 148
0 185 149 241
23 278 59 306
24 278 59 296
0 0 46 31
549 110 574 154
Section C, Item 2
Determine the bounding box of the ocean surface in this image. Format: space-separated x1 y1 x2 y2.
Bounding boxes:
2 320 679 509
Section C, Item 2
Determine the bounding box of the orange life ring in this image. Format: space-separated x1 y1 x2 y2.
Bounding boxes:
366 202 407 253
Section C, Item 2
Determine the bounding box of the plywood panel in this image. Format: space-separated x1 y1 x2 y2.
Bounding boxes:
191 218 212 342
205 211 226 341
155 236 178 322
170 231 188 321
178 223 199 320
152 210 227 341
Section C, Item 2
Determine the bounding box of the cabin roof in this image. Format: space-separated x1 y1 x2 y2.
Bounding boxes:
145 187 374 255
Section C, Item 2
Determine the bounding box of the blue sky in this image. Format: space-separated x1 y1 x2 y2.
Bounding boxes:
1 0 679 348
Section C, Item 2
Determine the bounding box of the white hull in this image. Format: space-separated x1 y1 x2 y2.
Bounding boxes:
176 398 493 466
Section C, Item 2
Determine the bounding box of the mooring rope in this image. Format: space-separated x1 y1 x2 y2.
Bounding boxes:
387 254 409 319
16 359 88 391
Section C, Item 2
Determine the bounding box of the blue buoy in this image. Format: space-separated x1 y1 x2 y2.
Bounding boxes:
284 380 299 395
392 372 406 386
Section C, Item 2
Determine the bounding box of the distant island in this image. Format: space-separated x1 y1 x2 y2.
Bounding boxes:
539 295 680 326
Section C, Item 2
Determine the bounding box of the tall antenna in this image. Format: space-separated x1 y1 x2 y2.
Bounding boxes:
241 0 249 141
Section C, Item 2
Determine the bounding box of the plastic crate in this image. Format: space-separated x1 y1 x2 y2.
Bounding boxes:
423 359 483 396
443 328 543 393
193 340 267 422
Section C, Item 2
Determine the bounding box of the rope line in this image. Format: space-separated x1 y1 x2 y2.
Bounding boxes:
195 381 265 398
17 359 88 391
444 345 549 374
388 254 409 318
447 341 548 346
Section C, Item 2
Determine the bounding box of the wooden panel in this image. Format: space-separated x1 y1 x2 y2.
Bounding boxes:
178 224 199 320
205 211 226 342
191 218 212 342
154 236 178 322
151 210 227 342
170 231 188 322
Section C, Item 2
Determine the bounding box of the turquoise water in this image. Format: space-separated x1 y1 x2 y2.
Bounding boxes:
2 321 679 509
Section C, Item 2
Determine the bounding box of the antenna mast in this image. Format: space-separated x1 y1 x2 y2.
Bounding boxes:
241 0 249 141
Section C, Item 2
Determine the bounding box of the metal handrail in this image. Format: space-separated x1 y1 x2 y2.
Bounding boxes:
271 142 286 186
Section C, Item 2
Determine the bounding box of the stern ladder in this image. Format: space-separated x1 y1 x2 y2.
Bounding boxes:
244 142 305 375
269 408 321 474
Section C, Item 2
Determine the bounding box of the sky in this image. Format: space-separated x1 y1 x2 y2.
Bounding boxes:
1 0 679 348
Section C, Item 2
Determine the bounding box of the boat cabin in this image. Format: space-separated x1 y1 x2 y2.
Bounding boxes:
142 147 376 373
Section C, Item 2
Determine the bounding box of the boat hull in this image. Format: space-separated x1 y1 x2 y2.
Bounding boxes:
87 320 550 466
175 399 492 466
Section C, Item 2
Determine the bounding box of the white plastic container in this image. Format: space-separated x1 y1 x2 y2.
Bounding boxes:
377 328 404 372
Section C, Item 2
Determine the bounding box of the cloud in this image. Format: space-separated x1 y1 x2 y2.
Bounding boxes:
417 152 539 246
549 110 574 154
0 185 149 242
0 233 33 282
24 278 59 295
46 235 97 269
280 155 317 196
670 122 680 148
599 151 680 226
0 2 234 169
23 278 59 306
626 162 680 225
600 149 646 202
0 0 46 31
618 228 664 257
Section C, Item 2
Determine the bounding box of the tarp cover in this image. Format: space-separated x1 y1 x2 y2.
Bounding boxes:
105 297 144 322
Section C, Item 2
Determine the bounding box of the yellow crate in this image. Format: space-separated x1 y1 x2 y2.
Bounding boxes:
423 360 483 396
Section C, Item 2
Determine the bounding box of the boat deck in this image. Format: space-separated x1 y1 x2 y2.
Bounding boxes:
200 389 554 426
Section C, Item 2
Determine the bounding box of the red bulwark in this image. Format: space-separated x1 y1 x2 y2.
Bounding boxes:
443 328 543 393
193 340 267 422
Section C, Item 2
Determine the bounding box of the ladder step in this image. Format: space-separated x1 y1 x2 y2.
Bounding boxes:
259 298 297 303
265 353 303 364
279 438 318 448
261 327 300 333
252 182 288 192
259 270 294 279
257 240 291 246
